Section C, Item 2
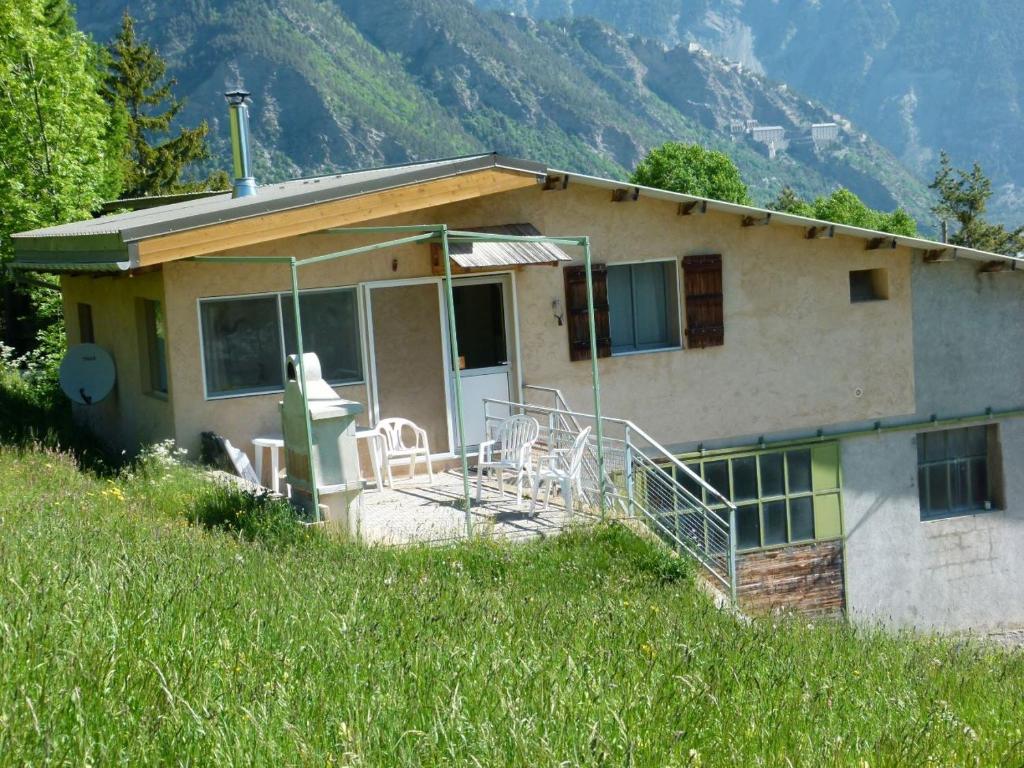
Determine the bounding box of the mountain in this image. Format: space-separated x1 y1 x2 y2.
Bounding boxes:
75 0 933 222
474 0 1024 226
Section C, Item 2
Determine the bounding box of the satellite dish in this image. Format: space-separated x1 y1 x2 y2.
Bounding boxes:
59 344 116 405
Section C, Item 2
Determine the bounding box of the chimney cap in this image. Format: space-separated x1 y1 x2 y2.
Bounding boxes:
224 89 251 106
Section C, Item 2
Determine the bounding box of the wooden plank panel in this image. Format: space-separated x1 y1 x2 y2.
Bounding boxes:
736 540 845 616
135 169 539 266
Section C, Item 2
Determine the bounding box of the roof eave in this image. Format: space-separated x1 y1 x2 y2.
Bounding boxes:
554 169 1022 266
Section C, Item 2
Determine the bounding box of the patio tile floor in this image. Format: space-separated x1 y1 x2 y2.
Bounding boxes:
354 469 596 544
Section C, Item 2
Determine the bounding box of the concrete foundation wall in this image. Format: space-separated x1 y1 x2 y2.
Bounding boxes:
841 418 1024 631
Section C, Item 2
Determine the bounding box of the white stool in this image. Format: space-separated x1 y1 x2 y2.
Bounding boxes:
355 427 385 492
252 436 287 495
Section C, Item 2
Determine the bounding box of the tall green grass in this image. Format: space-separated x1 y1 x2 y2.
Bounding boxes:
0 447 1022 766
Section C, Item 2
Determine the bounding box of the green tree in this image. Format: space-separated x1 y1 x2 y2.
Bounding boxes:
103 12 218 197
930 151 1023 255
768 185 811 216
769 186 917 237
0 0 122 350
630 142 752 204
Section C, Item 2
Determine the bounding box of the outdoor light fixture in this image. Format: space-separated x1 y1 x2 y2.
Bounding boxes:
552 298 564 326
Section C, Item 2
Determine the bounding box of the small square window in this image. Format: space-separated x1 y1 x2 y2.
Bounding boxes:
849 268 889 302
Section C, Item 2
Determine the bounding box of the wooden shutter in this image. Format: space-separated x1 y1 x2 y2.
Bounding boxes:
563 264 611 361
682 254 724 348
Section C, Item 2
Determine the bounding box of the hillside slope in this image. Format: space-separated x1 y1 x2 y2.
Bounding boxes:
76 0 932 220
476 0 1024 224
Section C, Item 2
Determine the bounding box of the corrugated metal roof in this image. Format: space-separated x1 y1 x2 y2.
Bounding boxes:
449 224 571 268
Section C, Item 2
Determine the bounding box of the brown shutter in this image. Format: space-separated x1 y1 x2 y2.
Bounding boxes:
563 264 611 361
682 254 724 348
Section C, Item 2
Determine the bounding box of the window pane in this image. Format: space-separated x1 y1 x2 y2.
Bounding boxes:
736 504 761 549
282 290 363 384
452 283 507 369
678 463 704 505
763 500 787 545
759 452 785 497
947 428 968 460
927 465 950 513
950 460 970 511
970 458 989 508
704 461 729 501
607 265 636 352
923 431 946 462
732 456 758 501
790 497 815 541
201 297 283 396
787 449 812 493
632 262 670 349
148 301 168 394
967 426 988 457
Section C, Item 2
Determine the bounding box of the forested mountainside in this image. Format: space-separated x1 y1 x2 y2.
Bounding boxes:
76 0 932 222
475 0 1024 224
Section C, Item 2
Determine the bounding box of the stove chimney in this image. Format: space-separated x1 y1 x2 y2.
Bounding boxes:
225 89 256 198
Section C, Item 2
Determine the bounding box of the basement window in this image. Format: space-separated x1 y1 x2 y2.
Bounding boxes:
849 268 889 302
917 426 1001 520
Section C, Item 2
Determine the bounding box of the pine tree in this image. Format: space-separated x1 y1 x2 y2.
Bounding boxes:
103 12 216 197
930 151 1023 255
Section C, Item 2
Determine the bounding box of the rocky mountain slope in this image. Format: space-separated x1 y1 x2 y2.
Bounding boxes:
475 0 1024 224
76 0 933 222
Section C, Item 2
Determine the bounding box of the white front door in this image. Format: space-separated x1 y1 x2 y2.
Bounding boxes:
449 275 516 450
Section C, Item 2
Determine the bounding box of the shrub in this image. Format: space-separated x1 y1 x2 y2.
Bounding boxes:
191 481 310 547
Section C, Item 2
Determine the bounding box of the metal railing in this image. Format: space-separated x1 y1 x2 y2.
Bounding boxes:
483 389 737 599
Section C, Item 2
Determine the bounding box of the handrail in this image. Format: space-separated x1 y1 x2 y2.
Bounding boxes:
484 393 738 600
496 396 734 511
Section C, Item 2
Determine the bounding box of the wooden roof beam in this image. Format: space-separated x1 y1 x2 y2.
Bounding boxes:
678 200 708 216
866 237 897 250
806 224 835 239
742 213 772 227
611 187 640 202
922 247 956 263
543 173 569 191
979 259 1017 273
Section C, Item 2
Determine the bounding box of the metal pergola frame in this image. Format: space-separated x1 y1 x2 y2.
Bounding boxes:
191 223 606 534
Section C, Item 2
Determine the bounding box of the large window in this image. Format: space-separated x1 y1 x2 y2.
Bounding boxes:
607 261 679 354
668 443 843 551
199 287 362 398
917 426 996 520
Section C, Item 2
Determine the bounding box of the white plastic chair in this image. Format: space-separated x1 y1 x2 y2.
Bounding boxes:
529 426 592 517
475 415 540 506
372 418 434 487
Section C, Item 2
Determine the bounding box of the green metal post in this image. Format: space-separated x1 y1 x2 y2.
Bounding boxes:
582 237 606 519
440 226 473 532
289 258 320 523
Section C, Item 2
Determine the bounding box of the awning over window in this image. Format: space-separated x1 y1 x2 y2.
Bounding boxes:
448 223 572 268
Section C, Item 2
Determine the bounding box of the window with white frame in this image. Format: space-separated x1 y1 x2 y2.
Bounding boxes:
606 260 680 354
917 426 997 520
199 287 362 398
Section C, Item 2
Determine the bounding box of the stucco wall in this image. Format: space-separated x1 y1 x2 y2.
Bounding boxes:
60 271 175 454
840 255 1024 631
154 183 917 461
841 419 1024 631
443 184 916 446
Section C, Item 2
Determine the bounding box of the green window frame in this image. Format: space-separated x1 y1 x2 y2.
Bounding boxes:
670 443 843 552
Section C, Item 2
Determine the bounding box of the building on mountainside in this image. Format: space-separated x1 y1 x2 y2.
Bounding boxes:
11 109 1024 633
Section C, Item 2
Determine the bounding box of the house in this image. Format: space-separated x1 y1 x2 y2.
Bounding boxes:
11 109 1024 632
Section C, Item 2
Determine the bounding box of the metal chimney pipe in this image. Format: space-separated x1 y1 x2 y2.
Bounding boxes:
225 89 256 198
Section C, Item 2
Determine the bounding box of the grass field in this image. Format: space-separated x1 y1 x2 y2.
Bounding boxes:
1 445 1023 766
